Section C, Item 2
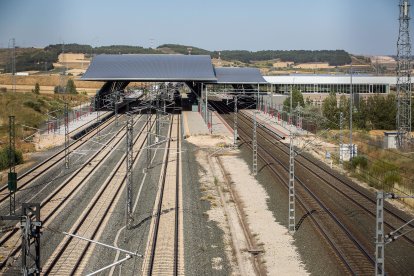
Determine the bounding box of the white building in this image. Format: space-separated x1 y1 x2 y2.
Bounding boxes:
264 75 396 95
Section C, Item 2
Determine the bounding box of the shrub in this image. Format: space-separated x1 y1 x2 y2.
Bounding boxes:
0 146 23 170
23 100 42 113
350 155 368 170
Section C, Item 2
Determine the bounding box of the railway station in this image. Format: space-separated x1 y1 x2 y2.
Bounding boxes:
1 1 414 276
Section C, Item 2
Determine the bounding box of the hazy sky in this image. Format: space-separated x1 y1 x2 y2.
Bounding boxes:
0 0 409 55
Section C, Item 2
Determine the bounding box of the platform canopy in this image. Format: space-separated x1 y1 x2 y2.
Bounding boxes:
82 54 217 82
82 54 268 85
214 67 267 84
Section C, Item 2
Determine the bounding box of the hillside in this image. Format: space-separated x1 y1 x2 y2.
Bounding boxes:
0 43 353 73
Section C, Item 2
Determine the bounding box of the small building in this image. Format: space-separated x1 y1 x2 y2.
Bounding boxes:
383 132 398 149
340 144 358 161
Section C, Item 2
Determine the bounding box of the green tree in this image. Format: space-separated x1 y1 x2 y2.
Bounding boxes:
65 79 77 94
322 92 339 129
283 87 305 112
32 82 40 94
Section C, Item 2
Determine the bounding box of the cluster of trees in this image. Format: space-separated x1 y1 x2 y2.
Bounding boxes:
157 44 212 55
54 79 77 94
219 50 351 66
321 92 397 130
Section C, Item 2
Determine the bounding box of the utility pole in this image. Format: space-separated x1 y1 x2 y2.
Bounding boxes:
205 85 208 124
288 85 296 234
96 96 101 141
252 111 258 176
11 38 16 94
288 126 296 234
375 191 414 276
146 101 152 169
125 114 134 229
339 112 344 169
375 192 385 276
396 0 412 148
8 116 16 215
59 42 66 93
349 64 354 159
233 96 238 147
64 103 70 169
114 91 119 127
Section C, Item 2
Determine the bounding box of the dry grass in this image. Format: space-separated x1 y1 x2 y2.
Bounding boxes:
0 91 88 153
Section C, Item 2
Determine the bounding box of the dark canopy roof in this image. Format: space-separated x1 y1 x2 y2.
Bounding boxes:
214 67 267 84
82 54 217 82
81 54 267 84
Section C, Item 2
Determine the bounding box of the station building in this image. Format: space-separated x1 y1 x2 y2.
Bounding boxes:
264 75 397 106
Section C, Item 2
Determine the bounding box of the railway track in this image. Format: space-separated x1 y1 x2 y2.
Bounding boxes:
0 114 149 273
42 114 158 275
0 113 117 209
240 109 414 245
211 100 376 275
142 114 183 276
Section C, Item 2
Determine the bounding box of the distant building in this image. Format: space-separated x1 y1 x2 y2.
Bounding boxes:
265 75 396 106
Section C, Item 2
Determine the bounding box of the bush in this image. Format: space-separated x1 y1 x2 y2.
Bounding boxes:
23 100 42 113
0 146 24 170
350 155 368 170
32 83 40 94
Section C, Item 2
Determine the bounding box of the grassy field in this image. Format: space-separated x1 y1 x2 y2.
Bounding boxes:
0 91 88 153
321 129 414 197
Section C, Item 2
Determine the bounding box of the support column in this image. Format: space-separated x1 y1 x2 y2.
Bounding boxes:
8 116 16 215
339 112 344 168
252 111 258 176
234 96 238 147
64 103 70 169
375 191 385 276
125 115 134 229
288 130 296 233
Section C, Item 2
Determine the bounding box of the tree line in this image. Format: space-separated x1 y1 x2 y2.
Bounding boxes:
159 44 351 66
5 43 352 72
281 88 400 131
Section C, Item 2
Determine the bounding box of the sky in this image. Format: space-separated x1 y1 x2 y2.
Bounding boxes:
0 0 409 55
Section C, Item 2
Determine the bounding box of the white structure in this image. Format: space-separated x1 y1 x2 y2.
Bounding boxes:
340 144 358 161
383 132 398 149
265 75 396 94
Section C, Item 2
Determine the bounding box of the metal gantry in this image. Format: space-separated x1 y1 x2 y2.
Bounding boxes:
252 111 258 176
8 115 16 215
64 103 70 169
396 0 412 148
125 114 134 229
